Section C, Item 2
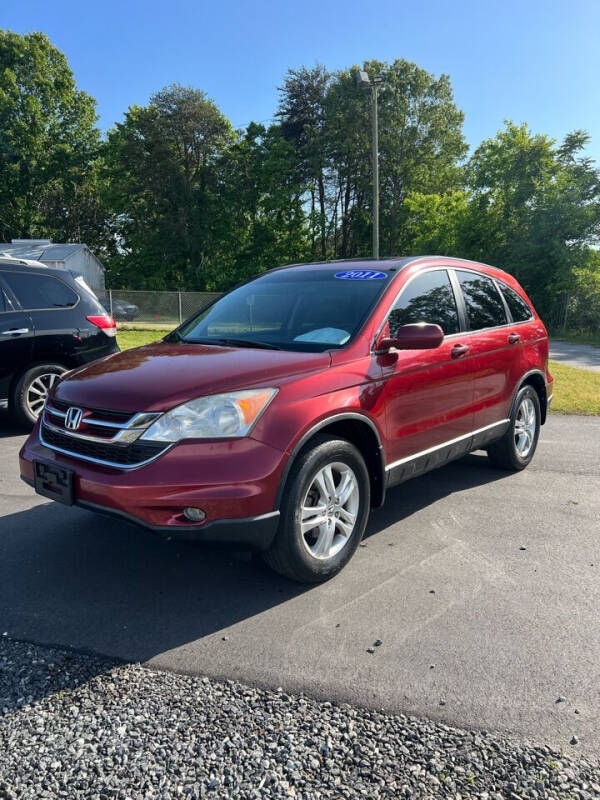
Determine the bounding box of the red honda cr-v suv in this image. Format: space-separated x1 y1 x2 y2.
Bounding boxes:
20 257 553 583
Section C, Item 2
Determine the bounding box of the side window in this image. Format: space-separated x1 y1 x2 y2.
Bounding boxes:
456 270 507 330
498 282 532 323
389 270 459 336
2 272 78 310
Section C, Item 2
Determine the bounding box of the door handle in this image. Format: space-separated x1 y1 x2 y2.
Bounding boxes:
451 343 470 358
1 328 30 335
508 333 521 344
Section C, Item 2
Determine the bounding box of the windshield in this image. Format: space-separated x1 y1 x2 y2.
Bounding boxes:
175 267 394 352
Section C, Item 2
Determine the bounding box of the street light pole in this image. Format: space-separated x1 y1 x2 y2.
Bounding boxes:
371 81 379 260
357 70 383 260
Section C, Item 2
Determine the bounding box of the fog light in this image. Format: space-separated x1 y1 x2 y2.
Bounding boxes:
183 507 206 522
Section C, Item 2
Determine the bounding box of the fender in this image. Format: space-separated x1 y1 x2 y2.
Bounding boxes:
510 368 549 423
274 411 386 509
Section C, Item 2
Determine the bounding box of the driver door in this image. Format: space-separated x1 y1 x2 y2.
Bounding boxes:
377 268 477 484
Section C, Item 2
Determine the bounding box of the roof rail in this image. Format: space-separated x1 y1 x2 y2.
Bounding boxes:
0 255 48 267
268 255 409 271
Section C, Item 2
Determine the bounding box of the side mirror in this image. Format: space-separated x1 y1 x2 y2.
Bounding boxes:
377 323 444 351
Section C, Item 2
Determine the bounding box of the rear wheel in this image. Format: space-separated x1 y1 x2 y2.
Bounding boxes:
12 364 66 428
263 436 370 583
487 385 541 471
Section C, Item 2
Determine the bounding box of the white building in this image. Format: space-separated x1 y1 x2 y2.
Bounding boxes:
0 239 105 290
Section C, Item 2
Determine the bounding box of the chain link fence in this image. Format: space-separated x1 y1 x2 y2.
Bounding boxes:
96 289 223 327
96 287 599 336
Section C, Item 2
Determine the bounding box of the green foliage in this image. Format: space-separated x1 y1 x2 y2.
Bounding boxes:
0 29 106 249
276 59 467 259
565 250 600 334
404 122 600 326
216 122 311 288
465 123 600 319
1 30 599 334
403 191 471 255
103 87 310 290
102 84 235 289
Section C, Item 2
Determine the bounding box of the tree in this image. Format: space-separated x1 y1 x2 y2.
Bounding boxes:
103 84 234 289
368 59 467 255
214 122 310 288
277 65 331 259
567 250 600 334
466 123 600 318
0 30 103 247
277 59 467 260
403 191 471 255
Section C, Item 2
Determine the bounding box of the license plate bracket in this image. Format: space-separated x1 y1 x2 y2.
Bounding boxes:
33 461 74 506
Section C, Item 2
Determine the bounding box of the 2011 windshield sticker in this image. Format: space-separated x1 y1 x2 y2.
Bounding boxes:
334 270 388 281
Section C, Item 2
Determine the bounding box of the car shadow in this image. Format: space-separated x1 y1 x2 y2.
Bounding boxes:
364 452 510 538
0 409 27 437
0 451 512 706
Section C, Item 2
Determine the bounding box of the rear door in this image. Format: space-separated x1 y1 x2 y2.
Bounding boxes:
452 269 519 435
0 270 81 365
0 280 34 402
378 268 477 481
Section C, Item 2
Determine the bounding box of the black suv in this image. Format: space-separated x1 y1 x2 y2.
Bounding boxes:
0 259 119 426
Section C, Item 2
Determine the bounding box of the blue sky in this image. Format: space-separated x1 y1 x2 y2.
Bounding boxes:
4 0 600 161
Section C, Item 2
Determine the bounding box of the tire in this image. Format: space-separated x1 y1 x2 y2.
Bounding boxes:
12 364 66 428
263 436 371 583
487 385 541 471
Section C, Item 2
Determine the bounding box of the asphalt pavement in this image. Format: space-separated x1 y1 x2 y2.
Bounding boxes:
1 413 599 754
550 339 600 372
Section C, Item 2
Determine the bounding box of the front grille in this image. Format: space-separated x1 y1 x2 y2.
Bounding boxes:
51 399 134 424
41 423 167 467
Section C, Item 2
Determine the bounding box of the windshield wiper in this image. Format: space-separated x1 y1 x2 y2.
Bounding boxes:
210 337 282 350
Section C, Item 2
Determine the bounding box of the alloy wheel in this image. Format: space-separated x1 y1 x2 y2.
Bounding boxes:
26 372 62 419
299 461 360 560
514 396 537 458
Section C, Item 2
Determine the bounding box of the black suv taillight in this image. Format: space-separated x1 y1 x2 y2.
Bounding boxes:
87 314 117 337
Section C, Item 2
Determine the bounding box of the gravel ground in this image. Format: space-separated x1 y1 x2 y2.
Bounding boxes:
1 638 599 799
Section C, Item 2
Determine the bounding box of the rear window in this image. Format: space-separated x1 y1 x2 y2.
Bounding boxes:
498 282 533 322
2 272 78 310
456 270 507 330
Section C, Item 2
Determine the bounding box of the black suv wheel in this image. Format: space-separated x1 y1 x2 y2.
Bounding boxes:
12 364 66 427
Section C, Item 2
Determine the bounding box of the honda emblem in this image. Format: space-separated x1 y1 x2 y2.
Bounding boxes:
65 406 83 431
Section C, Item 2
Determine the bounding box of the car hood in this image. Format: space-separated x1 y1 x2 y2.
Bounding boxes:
54 341 331 412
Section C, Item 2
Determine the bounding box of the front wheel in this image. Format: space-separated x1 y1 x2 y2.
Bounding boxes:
263 436 371 583
487 385 541 471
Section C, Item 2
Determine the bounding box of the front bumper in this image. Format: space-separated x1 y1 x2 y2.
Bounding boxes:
19 428 287 549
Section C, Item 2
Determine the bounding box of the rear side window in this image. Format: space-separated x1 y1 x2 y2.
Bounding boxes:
498 282 533 322
389 269 460 335
2 272 78 310
456 270 507 330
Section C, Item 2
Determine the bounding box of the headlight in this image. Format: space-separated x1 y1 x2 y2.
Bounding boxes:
140 388 278 442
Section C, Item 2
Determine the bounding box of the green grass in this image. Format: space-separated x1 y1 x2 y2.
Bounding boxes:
548 360 600 416
117 327 171 350
116 329 600 416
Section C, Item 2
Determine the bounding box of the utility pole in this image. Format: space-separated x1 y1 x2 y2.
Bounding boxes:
357 70 383 259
